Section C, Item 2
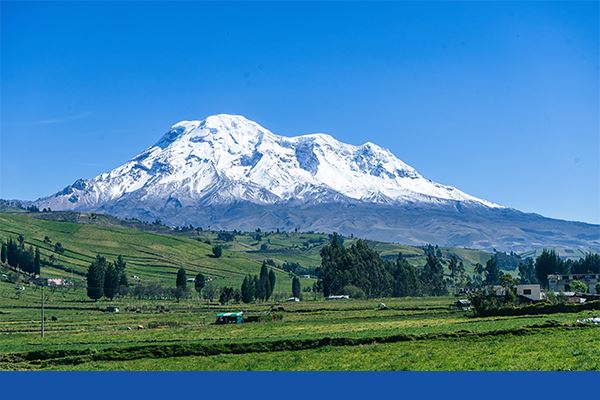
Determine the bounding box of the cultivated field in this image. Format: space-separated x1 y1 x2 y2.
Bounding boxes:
0 279 598 371
1 210 598 371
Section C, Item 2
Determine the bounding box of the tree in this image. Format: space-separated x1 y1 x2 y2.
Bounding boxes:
174 286 190 302
500 273 517 288
1 242 7 264
535 250 566 288
87 255 107 301
212 245 223 258
103 262 120 300
392 253 419 297
257 263 269 301
203 282 217 302
194 273 206 298
420 253 447 296
176 268 187 289
43 236 52 245
33 247 41 275
317 235 392 298
17 234 25 249
292 276 301 299
54 242 64 255
219 287 234 305
115 255 128 287
570 279 587 294
570 253 600 274
518 259 537 284
241 276 252 303
484 256 501 286
268 269 276 299
595 282 600 295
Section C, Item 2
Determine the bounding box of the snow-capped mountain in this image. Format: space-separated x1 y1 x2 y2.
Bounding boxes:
37 114 500 210
34 114 599 251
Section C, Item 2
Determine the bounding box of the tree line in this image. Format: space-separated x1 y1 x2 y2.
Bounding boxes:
86 255 129 300
316 234 449 298
1 236 41 275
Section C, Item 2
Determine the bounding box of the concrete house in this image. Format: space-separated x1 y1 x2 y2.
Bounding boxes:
516 284 544 301
548 274 600 294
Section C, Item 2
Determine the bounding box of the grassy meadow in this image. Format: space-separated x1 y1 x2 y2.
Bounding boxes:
0 210 598 371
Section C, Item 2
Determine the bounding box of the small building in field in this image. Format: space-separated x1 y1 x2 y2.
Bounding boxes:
286 297 300 302
34 277 73 287
450 299 472 311
215 312 244 324
548 274 600 294
327 295 350 300
516 284 544 302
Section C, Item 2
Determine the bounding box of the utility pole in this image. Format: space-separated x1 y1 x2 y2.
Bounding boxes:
41 284 45 338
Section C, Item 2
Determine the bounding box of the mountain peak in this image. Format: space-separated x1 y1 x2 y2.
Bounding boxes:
36 114 503 211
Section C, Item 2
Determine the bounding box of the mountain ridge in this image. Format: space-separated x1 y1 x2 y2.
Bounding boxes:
30 114 599 252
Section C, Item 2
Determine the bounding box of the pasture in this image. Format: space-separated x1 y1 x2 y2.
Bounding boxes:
0 278 598 370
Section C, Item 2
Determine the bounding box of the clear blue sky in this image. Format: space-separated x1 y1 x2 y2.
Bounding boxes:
1 1 598 223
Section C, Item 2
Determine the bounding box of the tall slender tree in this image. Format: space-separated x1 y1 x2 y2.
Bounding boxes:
33 247 41 275
104 262 120 300
194 273 206 298
484 256 501 285
292 276 301 299
268 269 276 299
176 268 187 289
87 255 107 301
420 253 447 296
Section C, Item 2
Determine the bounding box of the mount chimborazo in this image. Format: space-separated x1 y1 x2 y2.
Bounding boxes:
32 114 599 252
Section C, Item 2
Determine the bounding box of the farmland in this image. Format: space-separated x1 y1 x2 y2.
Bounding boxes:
0 210 599 371
0 276 599 370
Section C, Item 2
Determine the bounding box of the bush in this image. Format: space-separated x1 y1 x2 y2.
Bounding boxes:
342 285 365 299
212 245 223 258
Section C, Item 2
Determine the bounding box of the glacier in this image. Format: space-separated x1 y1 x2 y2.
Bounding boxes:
33 114 600 252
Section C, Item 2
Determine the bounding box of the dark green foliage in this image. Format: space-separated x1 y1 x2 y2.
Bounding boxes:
219 287 235 304
292 276 301 299
216 232 235 242
194 273 206 295
3 238 39 274
176 268 187 289
241 275 254 303
281 261 315 276
535 250 567 288
472 299 600 317
54 242 64 255
318 233 392 298
490 251 521 271
420 253 447 296
114 255 128 287
173 286 190 302
268 269 276 299
569 253 600 274
484 256 501 285
212 245 223 258
518 259 538 284
392 253 420 297
33 247 41 275
0 242 6 263
87 255 107 301
570 279 587 294
256 263 269 301
103 262 120 300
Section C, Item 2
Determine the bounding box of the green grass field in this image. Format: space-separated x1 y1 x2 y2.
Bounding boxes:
1 210 598 371
1 276 598 370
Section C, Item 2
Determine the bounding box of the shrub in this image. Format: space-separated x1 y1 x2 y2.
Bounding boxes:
212 245 223 258
342 285 365 299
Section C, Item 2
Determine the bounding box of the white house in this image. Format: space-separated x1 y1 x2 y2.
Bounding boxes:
516 284 544 301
